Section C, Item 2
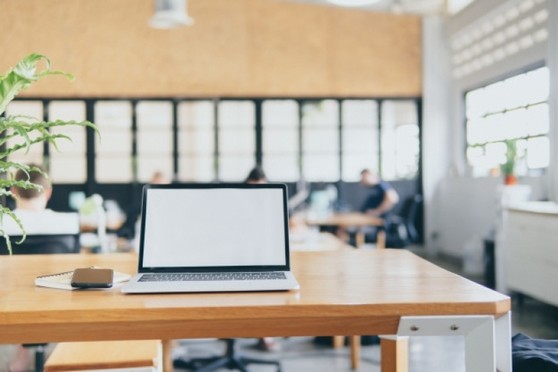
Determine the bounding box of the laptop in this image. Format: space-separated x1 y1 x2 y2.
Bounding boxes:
121 183 300 293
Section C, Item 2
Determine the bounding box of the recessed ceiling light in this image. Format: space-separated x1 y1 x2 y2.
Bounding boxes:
326 0 383 7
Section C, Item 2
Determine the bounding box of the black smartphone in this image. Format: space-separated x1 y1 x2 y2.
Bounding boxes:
71 268 114 288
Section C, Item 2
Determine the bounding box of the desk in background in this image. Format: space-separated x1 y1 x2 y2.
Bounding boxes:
305 212 385 248
0 251 511 372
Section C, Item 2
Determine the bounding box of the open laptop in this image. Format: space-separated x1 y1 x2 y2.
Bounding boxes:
121 183 300 293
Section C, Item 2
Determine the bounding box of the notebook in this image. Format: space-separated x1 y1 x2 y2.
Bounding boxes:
121 183 300 294
35 268 131 291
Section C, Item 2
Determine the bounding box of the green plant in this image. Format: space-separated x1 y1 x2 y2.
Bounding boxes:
501 139 517 177
0 53 96 254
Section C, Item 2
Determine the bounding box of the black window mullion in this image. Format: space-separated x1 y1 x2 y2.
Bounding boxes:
255 100 263 167
172 100 178 182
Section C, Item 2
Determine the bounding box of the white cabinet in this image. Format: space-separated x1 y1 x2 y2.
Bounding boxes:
501 202 558 307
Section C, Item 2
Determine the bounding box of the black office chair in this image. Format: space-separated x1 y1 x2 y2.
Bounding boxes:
0 233 81 255
0 233 80 372
384 194 422 248
173 338 282 372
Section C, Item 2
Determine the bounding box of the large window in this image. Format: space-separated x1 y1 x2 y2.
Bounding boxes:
465 66 549 177
7 97 420 184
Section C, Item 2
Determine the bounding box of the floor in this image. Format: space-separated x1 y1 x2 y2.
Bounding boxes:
1 247 557 372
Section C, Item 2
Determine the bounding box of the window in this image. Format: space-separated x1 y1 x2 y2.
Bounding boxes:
381 100 420 180
218 101 255 182
302 100 339 182
341 100 378 181
177 101 215 182
48 101 87 183
262 100 299 182
95 101 133 182
465 67 549 177
136 101 174 182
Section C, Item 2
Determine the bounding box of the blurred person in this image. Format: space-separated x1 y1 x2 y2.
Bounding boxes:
245 165 267 184
359 168 399 217
6 164 79 372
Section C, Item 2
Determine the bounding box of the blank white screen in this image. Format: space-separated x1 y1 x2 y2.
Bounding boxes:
142 188 287 267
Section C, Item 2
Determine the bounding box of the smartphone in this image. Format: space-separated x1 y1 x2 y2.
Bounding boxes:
71 268 114 288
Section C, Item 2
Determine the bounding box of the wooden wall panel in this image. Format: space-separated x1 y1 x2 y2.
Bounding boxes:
0 0 421 98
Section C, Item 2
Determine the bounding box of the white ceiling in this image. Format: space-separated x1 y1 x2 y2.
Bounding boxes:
283 0 447 15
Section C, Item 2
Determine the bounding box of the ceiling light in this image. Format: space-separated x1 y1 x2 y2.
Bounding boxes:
326 0 383 7
149 0 194 29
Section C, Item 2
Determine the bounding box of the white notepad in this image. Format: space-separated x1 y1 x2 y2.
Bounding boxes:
35 268 131 290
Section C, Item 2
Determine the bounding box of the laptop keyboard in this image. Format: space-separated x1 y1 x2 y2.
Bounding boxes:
139 272 287 282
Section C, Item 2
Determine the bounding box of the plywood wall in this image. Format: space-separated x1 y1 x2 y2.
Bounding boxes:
0 0 421 98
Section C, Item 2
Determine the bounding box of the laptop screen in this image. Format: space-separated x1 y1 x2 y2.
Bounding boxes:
139 184 290 271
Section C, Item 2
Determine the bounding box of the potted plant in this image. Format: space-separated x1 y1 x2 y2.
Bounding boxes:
0 53 96 254
501 139 517 185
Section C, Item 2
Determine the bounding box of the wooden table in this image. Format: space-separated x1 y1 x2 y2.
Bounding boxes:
305 212 385 248
0 251 511 371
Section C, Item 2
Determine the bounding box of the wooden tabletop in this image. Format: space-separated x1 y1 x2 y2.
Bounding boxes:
305 212 384 227
0 250 510 344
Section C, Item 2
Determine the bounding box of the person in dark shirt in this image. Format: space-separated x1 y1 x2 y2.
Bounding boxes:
360 168 399 217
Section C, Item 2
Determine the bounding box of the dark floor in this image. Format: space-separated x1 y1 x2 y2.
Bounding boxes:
1 247 557 371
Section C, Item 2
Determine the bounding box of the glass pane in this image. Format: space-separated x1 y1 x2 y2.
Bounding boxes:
48 101 87 183
303 154 339 182
5 101 44 164
263 155 299 181
262 100 298 127
262 100 299 182
342 100 378 181
50 158 86 183
218 101 255 181
302 100 339 181
136 101 173 183
177 101 215 181
219 156 254 182
381 100 419 180
96 156 133 182
95 101 133 182
527 136 549 169
136 101 173 128
527 103 549 136
179 156 214 182
137 156 173 183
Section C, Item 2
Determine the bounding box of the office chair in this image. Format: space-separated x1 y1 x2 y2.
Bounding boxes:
384 194 422 248
0 233 81 255
0 233 80 372
173 338 282 372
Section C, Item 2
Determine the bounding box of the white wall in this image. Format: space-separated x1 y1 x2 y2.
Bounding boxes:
421 16 452 256
423 0 555 259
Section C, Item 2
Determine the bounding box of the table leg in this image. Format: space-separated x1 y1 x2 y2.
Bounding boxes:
333 335 345 348
376 229 386 249
162 339 174 372
380 336 409 372
349 335 361 370
355 230 365 248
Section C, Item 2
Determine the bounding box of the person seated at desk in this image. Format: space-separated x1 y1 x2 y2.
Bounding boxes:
4 164 79 372
359 168 399 217
3 164 79 236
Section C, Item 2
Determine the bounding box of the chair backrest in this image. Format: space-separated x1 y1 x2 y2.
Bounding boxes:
0 234 81 255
